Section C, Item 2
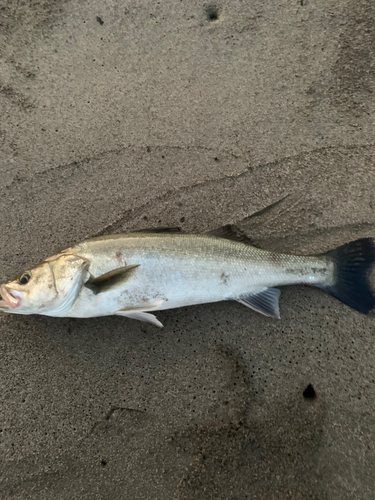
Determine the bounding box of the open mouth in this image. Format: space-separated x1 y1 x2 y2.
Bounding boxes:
0 285 21 309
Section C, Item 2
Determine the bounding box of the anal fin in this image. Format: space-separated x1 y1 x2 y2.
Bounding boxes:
237 288 281 319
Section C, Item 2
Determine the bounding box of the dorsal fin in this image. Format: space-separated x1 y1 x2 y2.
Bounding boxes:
205 224 255 246
131 227 182 234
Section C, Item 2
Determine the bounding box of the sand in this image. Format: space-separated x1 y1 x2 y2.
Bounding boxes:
1 0 375 498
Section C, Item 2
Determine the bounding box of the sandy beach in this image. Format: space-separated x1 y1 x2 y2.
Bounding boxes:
1 0 375 498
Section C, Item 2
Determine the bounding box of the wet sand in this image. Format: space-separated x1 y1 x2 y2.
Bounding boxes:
1 0 375 498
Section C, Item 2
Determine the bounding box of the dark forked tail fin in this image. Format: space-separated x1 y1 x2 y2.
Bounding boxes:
317 238 375 314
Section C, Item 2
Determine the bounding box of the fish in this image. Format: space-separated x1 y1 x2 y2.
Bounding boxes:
1 225 374 327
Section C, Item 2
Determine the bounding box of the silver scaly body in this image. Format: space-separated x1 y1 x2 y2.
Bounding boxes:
65 232 333 318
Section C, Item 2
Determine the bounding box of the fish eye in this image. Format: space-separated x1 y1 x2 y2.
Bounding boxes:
19 272 31 285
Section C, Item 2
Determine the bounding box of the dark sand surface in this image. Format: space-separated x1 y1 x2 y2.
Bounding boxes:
1 0 375 498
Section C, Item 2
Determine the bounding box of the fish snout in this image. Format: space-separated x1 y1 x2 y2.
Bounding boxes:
0 285 22 309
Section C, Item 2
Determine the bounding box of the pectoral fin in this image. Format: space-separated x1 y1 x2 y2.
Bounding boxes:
85 264 140 295
237 288 281 319
116 300 164 328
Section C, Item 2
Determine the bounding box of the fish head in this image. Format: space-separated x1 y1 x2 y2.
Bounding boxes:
0 254 89 315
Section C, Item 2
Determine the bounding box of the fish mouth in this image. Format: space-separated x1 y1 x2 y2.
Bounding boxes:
0 285 21 309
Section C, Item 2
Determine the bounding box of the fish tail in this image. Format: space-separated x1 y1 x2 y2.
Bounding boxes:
317 238 375 314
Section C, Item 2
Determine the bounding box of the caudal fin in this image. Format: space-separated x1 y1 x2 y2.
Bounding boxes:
318 238 375 314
